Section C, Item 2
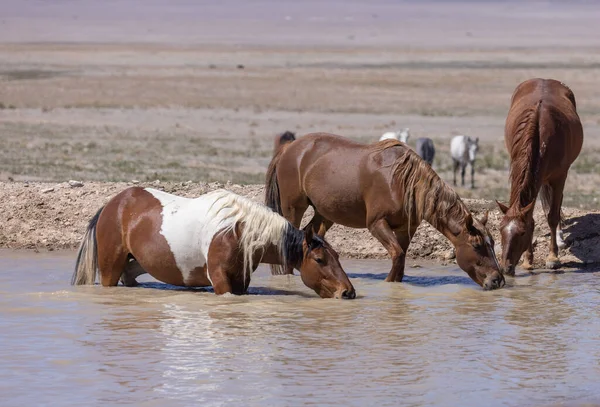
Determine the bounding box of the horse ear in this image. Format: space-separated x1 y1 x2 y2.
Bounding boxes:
522 200 536 215
479 210 489 226
475 137 479 144
304 226 314 244
496 200 509 215
464 213 474 232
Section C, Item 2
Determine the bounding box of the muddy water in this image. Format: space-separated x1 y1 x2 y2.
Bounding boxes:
1 251 599 407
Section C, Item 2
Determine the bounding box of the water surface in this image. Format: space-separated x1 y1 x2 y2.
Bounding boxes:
1 250 599 407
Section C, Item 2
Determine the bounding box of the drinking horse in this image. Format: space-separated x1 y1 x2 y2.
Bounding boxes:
266 133 505 290
71 187 356 299
497 78 583 275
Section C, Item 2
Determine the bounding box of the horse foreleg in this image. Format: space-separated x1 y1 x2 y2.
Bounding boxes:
453 160 460 186
461 163 467 187
521 240 534 271
209 265 234 295
208 232 249 295
470 162 475 189
369 219 406 282
545 179 566 269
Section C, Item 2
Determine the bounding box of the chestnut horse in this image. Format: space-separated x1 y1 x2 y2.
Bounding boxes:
71 187 356 299
266 133 505 290
497 78 583 275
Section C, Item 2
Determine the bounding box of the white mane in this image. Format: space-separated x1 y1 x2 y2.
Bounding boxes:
206 189 289 280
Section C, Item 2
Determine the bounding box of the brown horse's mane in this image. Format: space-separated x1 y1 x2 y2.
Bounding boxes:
508 100 542 208
375 140 470 232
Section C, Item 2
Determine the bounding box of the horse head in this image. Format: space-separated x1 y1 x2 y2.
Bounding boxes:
468 137 479 162
298 228 356 299
453 211 505 290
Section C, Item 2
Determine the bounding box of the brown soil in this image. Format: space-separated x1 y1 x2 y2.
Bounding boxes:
2 181 599 271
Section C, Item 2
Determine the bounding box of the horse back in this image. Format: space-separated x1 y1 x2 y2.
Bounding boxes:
277 133 412 228
506 78 583 167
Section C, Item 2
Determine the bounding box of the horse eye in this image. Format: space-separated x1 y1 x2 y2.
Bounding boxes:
315 258 325 264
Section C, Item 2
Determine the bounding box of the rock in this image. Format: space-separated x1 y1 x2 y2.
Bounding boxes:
68 180 84 188
41 187 54 193
131 180 140 184
444 249 456 260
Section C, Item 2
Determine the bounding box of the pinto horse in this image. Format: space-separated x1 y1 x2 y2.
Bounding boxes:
265 133 505 290
71 187 356 299
497 78 583 274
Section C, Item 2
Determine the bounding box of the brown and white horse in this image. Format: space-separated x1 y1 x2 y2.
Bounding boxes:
72 187 356 299
266 133 505 290
497 78 583 274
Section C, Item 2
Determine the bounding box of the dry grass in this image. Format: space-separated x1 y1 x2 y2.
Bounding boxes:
1 44 600 209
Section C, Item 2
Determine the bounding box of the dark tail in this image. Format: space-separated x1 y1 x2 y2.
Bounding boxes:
71 206 103 285
266 132 295 215
266 133 295 275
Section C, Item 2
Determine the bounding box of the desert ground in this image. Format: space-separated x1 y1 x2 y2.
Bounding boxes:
1 0 600 267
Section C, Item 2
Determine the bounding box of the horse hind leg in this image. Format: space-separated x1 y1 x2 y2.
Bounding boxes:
274 198 309 275
120 257 148 287
94 219 130 286
543 179 567 269
453 160 460 186
98 246 129 286
306 210 334 237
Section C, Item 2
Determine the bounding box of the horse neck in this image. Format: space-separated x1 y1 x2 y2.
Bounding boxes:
259 242 288 265
419 181 470 244
259 225 304 268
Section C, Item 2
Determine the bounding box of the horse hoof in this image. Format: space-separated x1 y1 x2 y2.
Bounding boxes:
545 259 561 270
521 262 534 271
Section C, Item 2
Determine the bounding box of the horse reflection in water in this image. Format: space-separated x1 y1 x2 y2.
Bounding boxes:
71 187 355 299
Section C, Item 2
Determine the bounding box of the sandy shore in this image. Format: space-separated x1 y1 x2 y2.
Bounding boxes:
2 181 599 271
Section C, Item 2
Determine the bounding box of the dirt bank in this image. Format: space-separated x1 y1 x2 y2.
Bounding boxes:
1 181 598 270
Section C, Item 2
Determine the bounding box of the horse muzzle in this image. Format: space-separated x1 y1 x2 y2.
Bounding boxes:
335 287 356 300
483 273 506 291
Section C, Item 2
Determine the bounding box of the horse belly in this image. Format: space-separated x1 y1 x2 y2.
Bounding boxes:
309 191 368 229
304 153 368 228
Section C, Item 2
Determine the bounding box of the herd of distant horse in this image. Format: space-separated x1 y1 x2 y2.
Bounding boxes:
380 128 479 189
72 77 583 298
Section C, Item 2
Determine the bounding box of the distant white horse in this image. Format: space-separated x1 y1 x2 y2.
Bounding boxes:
380 128 410 143
450 135 479 189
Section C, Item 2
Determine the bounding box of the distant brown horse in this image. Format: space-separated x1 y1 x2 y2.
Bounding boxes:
266 133 505 290
71 187 356 299
497 78 583 275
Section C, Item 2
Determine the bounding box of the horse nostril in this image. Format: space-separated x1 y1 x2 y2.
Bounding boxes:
341 289 356 299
